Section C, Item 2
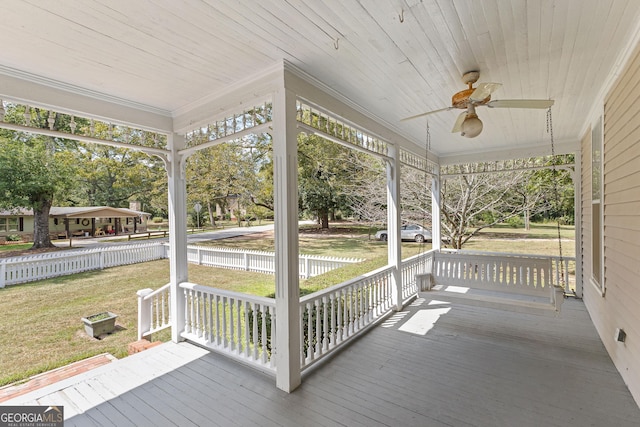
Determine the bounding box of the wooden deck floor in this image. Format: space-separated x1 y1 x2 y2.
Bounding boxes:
6 297 640 426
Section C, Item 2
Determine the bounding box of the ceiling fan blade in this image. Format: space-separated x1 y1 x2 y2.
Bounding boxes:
470 82 502 101
400 107 453 122
451 111 467 133
486 99 554 109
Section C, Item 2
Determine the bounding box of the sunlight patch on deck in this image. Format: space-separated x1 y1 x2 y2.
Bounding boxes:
398 307 451 335
444 285 470 294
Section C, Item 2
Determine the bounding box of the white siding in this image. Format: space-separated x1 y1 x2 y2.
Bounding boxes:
582 41 640 405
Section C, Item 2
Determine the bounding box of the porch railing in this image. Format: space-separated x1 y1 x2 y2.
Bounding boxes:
186 245 362 278
299 265 394 370
137 283 171 340
0 242 166 288
180 282 276 372
401 250 435 300
137 249 575 379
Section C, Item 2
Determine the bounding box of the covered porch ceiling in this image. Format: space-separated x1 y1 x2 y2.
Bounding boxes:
1 0 640 162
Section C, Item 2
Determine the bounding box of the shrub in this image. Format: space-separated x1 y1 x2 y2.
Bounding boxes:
506 216 524 228
152 217 164 223
558 215 574 225
6 234 22 242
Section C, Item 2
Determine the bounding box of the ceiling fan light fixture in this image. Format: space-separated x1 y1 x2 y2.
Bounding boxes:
461 113 483 138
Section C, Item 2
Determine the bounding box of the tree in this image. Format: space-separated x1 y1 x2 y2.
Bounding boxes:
72 143 165 209
439 163 575 248
298 134 357 228
0 134 76 248
0 105 77 249
186 135 270 226
400 167 432 226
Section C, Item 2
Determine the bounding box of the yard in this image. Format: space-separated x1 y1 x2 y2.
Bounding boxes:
0 222 574 388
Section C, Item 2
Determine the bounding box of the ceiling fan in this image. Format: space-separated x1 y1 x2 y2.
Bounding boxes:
402 71 554 138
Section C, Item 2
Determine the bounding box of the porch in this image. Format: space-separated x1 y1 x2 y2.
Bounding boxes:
6 297 639 426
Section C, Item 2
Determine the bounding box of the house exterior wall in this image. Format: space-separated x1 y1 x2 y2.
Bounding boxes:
1 216 146 241
582 42 640 405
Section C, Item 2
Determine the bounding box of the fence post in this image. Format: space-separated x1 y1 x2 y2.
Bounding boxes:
0 261 5 288
99 250 105 270
244 252 249 271
304 256 310 279
137 288 153 341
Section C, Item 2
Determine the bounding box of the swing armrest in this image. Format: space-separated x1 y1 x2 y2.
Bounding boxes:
552 286 565 312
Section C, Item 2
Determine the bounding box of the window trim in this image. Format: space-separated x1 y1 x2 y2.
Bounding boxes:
591 114 605 296
0 217 20 233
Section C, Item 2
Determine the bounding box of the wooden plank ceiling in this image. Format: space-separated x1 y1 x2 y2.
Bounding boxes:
1 0 639 160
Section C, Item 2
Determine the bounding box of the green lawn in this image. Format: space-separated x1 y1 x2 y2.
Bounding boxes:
0 242 33 252
0 222 574 387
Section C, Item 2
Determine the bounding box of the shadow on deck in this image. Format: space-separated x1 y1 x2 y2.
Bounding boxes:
7 297 640 426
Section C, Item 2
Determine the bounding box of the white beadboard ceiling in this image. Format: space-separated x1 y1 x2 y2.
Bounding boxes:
1 0 639 160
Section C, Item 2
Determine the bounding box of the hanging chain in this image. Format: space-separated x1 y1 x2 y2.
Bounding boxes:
422 122 431 250
547 108 566 292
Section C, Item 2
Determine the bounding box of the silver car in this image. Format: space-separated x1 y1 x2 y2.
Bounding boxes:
375 224 432 243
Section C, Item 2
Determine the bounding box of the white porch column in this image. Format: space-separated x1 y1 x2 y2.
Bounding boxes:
272 86 301 392
431 168 442 251
387 146 402 310
167 133 188 343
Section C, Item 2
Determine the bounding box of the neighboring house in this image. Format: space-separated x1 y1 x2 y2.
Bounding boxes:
215 194 246 220
0 206 150 241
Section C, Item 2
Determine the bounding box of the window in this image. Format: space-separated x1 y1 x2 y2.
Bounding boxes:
0 217 19 232
591 115 604 293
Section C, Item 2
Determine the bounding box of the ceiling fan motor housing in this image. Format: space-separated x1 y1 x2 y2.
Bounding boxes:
453 70 491 108
452 88 491 108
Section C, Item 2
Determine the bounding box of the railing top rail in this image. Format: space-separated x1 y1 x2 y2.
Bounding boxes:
401 249 437 264
439 248 575 261
179 282 275 307
142 283 171 301
300 265 394 303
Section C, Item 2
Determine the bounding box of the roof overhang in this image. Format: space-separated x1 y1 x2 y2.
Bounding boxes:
49 207 149 218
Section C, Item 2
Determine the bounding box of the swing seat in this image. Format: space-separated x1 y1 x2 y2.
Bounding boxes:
419 251 564 314
425 284 564 315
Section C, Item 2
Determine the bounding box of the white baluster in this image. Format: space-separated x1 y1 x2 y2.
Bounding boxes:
322 296 329 351
315 299 321 356
48 110 56 130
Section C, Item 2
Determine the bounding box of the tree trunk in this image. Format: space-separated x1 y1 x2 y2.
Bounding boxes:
320 209 329 229
207 201 216 227
31 198 55 249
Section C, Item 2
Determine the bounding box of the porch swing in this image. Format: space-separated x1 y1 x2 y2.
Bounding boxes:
420 109 568 315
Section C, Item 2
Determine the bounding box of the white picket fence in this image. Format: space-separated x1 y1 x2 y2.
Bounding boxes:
0 242 166 288
185 245 362 278
0 242 362 288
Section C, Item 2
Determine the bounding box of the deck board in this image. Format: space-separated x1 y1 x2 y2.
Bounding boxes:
4 297 640 426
